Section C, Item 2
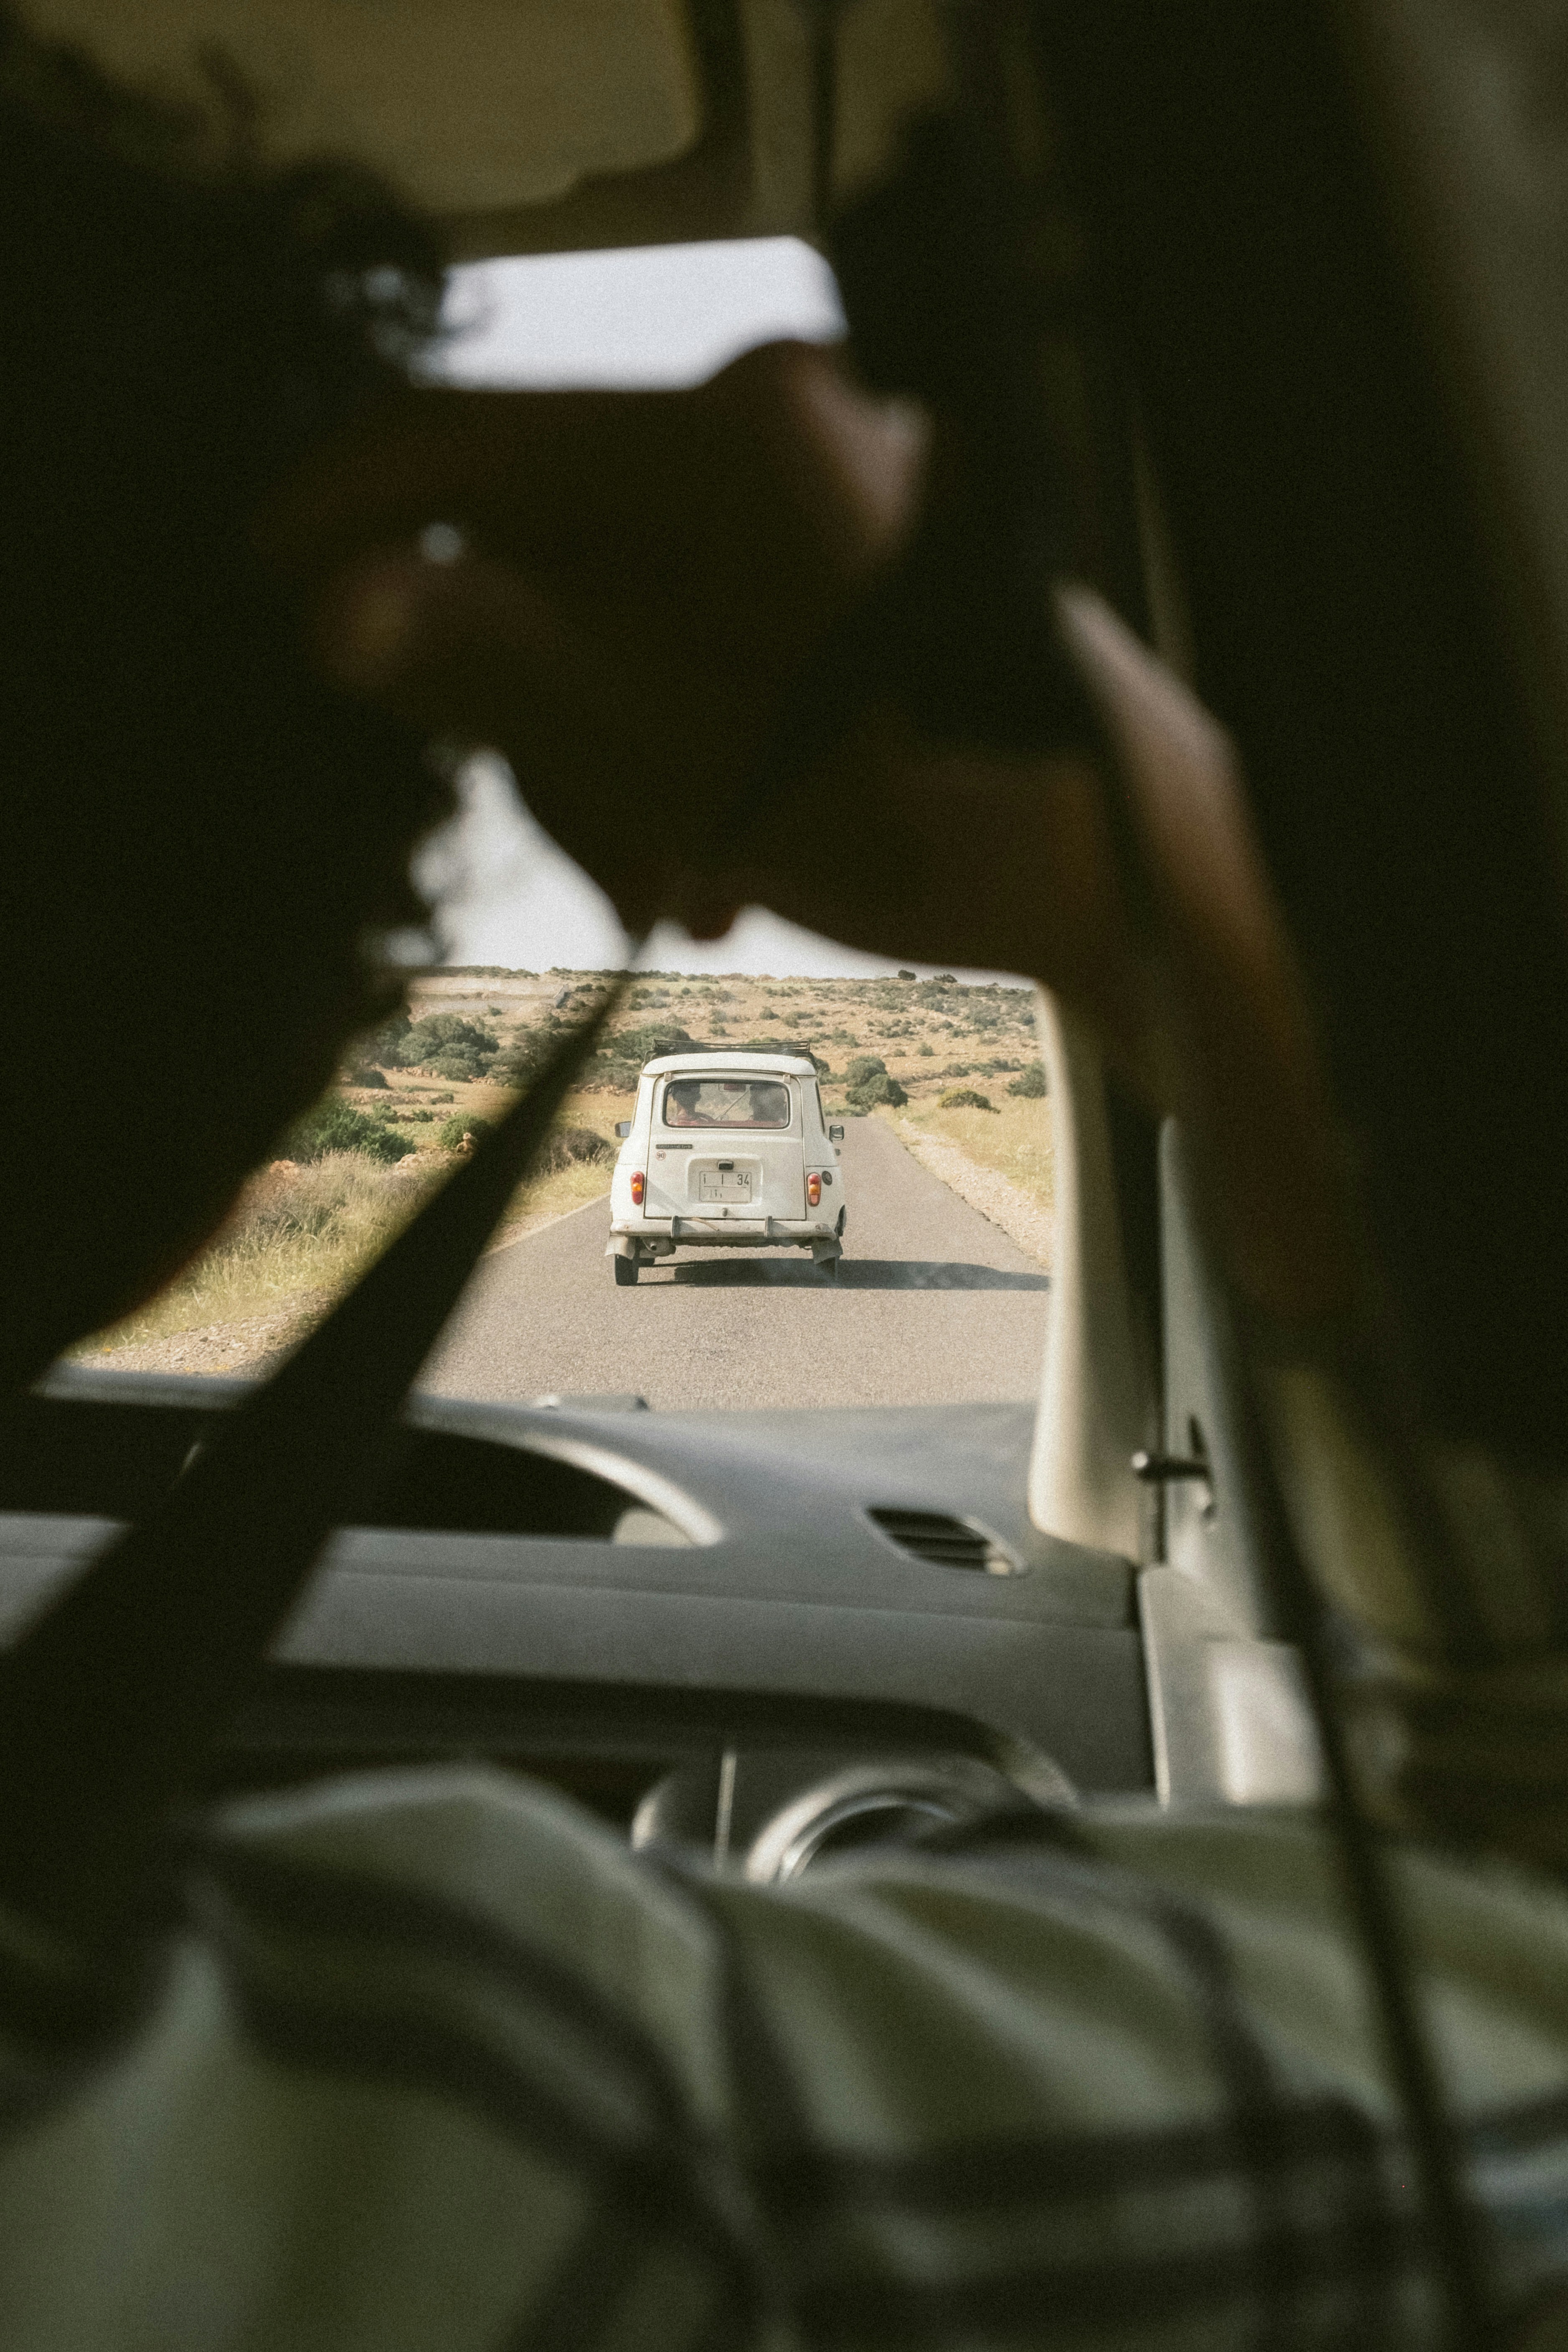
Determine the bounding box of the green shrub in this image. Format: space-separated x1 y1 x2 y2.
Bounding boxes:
492 1022 556 1089
537 1124 613 1174
288 1101 414 1162
940 1087 995 1111
396 1014 499 1073
346 1065 389 1088
845 1053 887 1089
847 1072 908 1112
581 1061 641 1094
607 1021 693 1066
916 1043 934 1057
1007 1062 1048 1098
354 1011 411 1067
437 1114 491 1150
429 1050 487 1083
431 1092 454 1103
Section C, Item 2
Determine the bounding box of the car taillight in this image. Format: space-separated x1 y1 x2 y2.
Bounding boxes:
630 1170 645 1205
807 1172 821 1207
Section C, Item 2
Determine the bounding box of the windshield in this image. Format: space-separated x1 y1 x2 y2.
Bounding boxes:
66 247 1054 1415
662 1076 792 1129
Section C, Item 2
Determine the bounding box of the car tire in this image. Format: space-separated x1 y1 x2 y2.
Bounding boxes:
613 1254 639 1287
835 1208 846 1238
817 1256 839 1281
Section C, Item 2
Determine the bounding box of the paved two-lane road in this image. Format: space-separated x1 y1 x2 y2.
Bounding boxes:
423 1116 1050 1411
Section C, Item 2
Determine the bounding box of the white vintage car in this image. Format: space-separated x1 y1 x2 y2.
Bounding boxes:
606 1051 846 1286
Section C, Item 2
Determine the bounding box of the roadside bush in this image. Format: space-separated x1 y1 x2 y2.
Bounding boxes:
940 1087 995 1112
609 1021 693 1066
438 1114 490 1150
429 1050 489 1083
580 1060 641 1094
1007 1062 1048 1098
396 1014 499 1074
346 1065 389 1088
288 1101 415 1162
492 1020 559 1089
847 1072 908 1112
536 1124 613 1175
845 1053 887 1089
573 1019 691 1092
353 1010 411 1068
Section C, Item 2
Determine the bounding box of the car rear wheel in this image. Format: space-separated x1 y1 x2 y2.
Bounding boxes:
613 1254 639 1287
817 1256 839 1281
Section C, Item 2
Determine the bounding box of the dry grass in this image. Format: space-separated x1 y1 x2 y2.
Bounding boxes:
890 1095 1055 1218
79 1152 443 1352
80 1090 623 1356
487 1144 615 1249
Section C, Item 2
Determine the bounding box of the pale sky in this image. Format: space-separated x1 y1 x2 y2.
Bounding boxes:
415 240 1014 984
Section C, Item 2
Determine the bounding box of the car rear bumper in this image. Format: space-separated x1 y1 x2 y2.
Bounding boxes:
608 1215 837 1251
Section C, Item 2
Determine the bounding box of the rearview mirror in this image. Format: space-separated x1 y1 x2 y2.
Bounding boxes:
615 1121 632 1139
828 1124 844 1143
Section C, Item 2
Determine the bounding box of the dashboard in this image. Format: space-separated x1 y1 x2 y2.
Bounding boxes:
0 1366 1152 1874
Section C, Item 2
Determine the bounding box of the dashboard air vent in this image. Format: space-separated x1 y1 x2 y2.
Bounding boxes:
868 1509 1023 1577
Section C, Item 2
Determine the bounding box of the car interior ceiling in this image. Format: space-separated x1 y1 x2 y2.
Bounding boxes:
2 9 1566 2316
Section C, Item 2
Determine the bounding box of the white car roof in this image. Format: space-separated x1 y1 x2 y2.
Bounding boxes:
641 1051 816 1076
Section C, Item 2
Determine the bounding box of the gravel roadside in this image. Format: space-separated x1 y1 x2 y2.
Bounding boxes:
72 1294 330 1380
894 1120 1055 1268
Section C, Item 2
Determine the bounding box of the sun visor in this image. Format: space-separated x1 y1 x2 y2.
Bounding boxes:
18 0 704 216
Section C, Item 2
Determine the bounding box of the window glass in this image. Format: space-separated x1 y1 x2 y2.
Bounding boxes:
662 1076 792 1130
64 241 1053 1413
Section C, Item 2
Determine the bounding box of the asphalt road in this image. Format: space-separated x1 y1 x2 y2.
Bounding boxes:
422 1116 1051 1411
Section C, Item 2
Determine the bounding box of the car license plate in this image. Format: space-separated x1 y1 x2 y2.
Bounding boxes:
698 1172 751 1204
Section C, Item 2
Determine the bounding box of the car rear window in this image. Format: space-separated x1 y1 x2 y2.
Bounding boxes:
661 1076 792 1129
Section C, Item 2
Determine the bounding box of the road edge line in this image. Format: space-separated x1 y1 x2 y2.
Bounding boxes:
482 1187 612 1257
889 1119 1055 1270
